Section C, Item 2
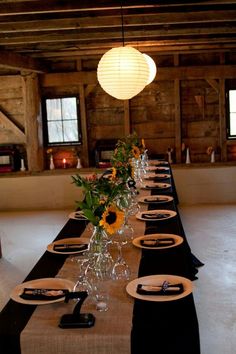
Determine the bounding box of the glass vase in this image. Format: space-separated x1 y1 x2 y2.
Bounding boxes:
87 225 113 281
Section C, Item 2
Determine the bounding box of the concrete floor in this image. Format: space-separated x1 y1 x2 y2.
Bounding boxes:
0 204 236 354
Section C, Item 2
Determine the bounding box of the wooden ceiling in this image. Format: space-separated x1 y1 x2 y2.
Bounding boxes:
0 0 236 74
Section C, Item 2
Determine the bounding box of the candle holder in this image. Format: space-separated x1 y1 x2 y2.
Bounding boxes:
62 158 67 168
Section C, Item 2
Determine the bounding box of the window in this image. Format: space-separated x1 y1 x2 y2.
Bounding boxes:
43 97 81 146
227 89 236 139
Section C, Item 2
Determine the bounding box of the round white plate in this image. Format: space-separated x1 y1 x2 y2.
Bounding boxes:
10 278 75 305
132 233 183 250
144 173 171 180
136 209 177 221
155 166 170 171
47 237 90 255
142 182 171 190
138 195 173 204
145 166 160 171
126 274 193 302
148 160 169 166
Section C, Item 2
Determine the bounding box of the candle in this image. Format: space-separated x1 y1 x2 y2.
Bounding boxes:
62 158 67 168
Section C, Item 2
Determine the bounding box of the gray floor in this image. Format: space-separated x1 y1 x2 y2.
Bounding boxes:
0 204 236 354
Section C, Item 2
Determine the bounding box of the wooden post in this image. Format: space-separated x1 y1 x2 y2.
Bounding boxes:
219 79 227 161
174 55 182 163
22 72 44 171
79 84 89 167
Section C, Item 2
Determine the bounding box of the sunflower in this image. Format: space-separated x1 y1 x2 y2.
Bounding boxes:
111 167 117 180
141 138 145 149
99 204 124 234
132 145 140 159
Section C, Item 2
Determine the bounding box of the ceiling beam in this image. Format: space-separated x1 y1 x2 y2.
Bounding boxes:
0 51 48 73
0 10 235 34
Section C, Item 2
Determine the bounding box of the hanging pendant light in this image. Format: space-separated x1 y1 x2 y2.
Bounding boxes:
142 53 157 85
97 46 149 100
97 2 150 100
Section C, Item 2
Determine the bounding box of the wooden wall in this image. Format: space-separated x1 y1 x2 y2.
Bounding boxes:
0 51 236 171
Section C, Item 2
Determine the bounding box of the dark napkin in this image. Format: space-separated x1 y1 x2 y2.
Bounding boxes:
143 197 170 203
137 282 184 296
20 288 70 301
140 238 175 247
142 212 171 220
53 243 88 253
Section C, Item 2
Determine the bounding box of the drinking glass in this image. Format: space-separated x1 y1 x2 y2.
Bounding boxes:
111 230 131 280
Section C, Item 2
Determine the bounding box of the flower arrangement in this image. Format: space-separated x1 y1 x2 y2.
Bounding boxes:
110 132 146 182
72 173 125 235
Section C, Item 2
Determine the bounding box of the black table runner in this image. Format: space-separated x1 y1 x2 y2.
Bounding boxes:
131 171 200 354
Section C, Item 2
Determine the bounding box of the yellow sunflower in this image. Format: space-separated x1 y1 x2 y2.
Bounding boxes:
99 205 124 234
132 145 140 159
111 167 117 180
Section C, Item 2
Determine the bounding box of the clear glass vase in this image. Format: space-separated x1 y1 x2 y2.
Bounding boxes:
87 225 113 281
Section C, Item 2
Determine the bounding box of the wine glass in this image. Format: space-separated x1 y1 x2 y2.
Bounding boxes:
111 230 131 280
73 256 94 305
116 190 138 241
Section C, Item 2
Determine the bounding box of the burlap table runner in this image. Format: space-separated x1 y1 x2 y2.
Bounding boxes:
20 190 151 354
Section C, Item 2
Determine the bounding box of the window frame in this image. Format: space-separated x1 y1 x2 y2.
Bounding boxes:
42 95 82 147
226 85 236 140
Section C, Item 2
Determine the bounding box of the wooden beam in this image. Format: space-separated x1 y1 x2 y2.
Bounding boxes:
0 109 25 141
206 79 219 93
79 85 89 167
0 1 158 16
156 65 236 80
41 65 236 88
41 71 97 87
0 11 235 34
174 79 182 163
85 84 97 98
1 25 235 47
0 50 47 73
219 79 227 162
22 73 44 171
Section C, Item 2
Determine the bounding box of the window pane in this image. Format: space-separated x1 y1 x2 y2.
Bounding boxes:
46 99 62 121
230 113 236 135
63 120 79 142
62 98 77 120
48 121 63 143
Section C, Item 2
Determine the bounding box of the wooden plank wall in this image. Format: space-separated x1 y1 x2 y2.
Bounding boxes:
0 52 236 170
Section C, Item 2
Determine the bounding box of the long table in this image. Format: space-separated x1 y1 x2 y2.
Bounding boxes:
0 162 201 354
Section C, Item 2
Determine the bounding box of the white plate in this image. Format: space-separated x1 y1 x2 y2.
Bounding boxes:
138 195 173 204
142 182 171 190
47 237 90 255
136 209 177 221
144 173 171 180
68 211 87 220
148 160 169 166
155 166 170 171
145 166 160 171
10 278 75 305
126 274 193 302
132 233 183 250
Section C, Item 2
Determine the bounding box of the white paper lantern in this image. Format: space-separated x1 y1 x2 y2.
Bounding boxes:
97 46 149 100
142 53 157 85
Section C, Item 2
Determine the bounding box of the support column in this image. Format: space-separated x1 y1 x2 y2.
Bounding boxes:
22 72 44 171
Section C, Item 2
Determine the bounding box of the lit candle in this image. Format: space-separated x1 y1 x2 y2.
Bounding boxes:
62 158 67 168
